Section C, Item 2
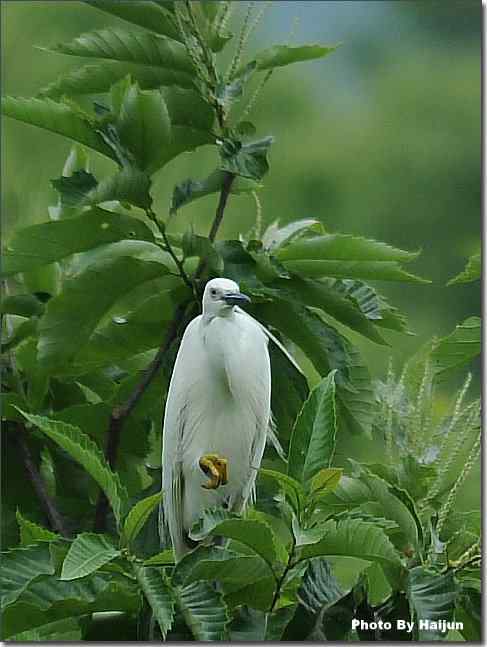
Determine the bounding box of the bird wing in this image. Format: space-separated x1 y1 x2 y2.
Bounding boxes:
160 316 204 559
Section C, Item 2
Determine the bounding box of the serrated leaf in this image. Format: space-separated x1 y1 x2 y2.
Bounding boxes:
16 510 59 546
264 278 388 345
116 84 171 172
1 543 55 608
262 219 324 252
299 518 402 570
37 256 169 371
17 411 128 525
1 97 113 159
49 28 192 71
224 576 276 612
171 169 259 214
60 533 119 580
132 563 175 638
2 208 154 276
288 371 337 487
282 259 429 283
252 43 337 72
255 299 374 436
431 317 481 379
277 234 419 263
2 571 138 638
143 549 175 567
184 553 268 588
191 517 280 573
40 61 193 99
84 167 152 209
259 469 305 517
121 492 162 547
350 461 420 552
84 0 181 42
220 137 274 180
407 567 458 640
8 618 82 642
176 581 229 641
310 468 343 495
448 252 480 285
298 557 344 614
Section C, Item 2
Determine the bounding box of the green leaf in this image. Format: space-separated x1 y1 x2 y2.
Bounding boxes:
299 519 402 570
262 219 324 252
0 294 45 317
350 461 420 552
269 341 310 452
259 469 305 517
41 61 193 99
16 510 59 546
84 167 153 209
310 468 343 495
252 43 337 72
143 549 175 566
17 411 128 525
190 517 281 573
282 259 429 283
121 491 162 547
116 84 171 172
2 208 154 276
256 299 374 436
431 317 481 379
84 0 181 42
448 252 480 285
171 169 260 214
37 256 169 371
50 28 192 70
220 137 274 181
276 233 426 283
184 553 268 588
1 543 54 608
224 576 276 612
132 564 175 639
265 278 389 345
298 557 344 614
2 571 138 638
407 567 458 640
328 278 411 334
288 371 337 487
1 96 113 159
8 618 82 642
176 581 229 641
277 233 419 263
60 533 120 580
181 231 222 274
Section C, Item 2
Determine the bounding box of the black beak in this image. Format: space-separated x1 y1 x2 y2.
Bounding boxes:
223 292 251 306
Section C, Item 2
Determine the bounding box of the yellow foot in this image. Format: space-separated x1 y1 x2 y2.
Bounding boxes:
199 454 228 489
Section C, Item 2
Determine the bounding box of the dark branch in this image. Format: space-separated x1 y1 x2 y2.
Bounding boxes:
14 425 71 538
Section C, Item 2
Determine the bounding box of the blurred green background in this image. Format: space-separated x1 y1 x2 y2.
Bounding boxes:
2 2 481 500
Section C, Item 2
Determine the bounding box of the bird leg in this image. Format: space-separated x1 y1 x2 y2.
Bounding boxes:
199 454 228 489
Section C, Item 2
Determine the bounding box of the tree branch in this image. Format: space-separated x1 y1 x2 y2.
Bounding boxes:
14 425 71 538
94 173 236 530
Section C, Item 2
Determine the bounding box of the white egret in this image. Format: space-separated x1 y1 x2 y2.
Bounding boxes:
161 277 272 560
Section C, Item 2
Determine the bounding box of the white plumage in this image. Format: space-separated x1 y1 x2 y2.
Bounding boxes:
161 278 271 560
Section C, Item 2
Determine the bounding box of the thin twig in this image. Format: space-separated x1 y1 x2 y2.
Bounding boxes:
269 536 296 613
14 424 71 538
146 207 193 291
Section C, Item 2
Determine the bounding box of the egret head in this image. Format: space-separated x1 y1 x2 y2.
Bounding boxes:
202 278 251 316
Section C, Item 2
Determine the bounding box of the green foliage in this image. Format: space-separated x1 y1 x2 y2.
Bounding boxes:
60 533 120 580
1 0 478 641
447 252 480 285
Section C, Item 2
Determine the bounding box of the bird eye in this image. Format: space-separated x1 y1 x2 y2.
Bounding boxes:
210 288 217 297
